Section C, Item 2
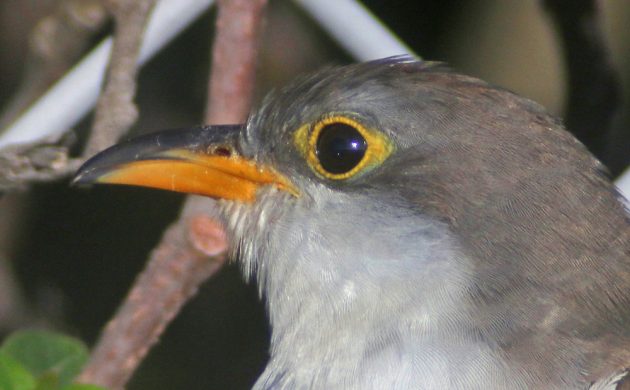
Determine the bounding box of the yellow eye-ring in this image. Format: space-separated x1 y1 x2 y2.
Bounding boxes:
293 115 394 180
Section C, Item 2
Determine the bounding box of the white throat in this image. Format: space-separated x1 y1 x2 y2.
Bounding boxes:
222 188 519 389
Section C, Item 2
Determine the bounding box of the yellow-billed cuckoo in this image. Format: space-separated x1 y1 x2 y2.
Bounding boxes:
74 57 630 389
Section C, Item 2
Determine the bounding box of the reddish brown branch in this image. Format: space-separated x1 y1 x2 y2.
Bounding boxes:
77 201 226 388
84 0 157 157
206 0 268 124
78 0 268 388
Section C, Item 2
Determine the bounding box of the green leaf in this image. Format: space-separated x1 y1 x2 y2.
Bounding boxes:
32 372 59 390
0 330 89 387
61 384 107 390
0 352 36 390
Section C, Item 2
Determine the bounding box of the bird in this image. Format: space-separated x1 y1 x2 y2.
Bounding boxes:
74 57 630 389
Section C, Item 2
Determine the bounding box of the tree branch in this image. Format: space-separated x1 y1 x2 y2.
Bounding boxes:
205 0 268 123
0 0 106 192
0 0 215 151
0 143 82 192
0 0 215 193
77 0 268 387
84 0 157 157
77 199 226 388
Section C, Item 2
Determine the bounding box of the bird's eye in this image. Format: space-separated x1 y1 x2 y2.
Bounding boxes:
293 115 395 180
315 122 367 174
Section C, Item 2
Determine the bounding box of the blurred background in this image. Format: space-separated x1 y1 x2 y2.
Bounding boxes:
0 0 629 388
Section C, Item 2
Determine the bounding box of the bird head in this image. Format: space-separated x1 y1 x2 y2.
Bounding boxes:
75 58 478 293
74 57 630 388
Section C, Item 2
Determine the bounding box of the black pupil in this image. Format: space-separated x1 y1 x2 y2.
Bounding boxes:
315 122 367 174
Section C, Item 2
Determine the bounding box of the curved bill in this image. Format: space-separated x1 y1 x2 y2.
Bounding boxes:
73 126 297 203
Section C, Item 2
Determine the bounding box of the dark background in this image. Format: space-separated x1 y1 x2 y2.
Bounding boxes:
1 1 629 389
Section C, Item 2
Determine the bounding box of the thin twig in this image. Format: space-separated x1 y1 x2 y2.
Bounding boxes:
0 0 106 190
543 0 621 160
0 0 215 150
0 128 85 193
84 0 157 157
77 0 268 388
0 0 215 191
0 143 83 192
